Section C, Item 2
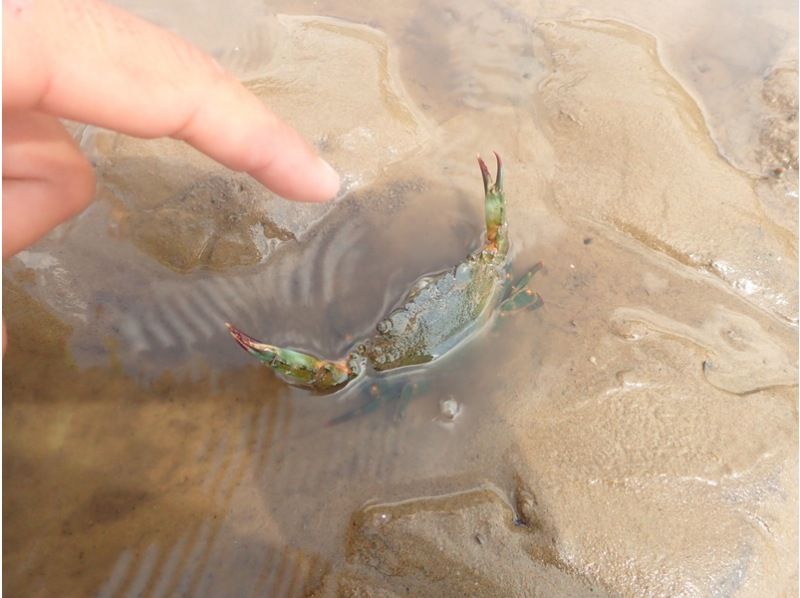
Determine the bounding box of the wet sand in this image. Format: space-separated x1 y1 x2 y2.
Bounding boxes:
4 1 797 596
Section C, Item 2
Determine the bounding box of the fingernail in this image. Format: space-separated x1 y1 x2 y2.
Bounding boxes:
317 157 341 201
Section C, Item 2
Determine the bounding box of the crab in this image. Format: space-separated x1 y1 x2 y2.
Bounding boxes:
226 153 543 423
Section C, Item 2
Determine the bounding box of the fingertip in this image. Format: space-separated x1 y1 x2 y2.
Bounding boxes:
313 157 342 202
250 153 341 203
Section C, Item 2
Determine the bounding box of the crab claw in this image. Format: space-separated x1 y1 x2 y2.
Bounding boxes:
477 152 503 194
226 322 278 358
226 323 354 391
493 151 503 192
478 152 507 256
478 154 491 195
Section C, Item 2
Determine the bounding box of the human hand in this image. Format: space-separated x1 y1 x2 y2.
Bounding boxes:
3 0 341 351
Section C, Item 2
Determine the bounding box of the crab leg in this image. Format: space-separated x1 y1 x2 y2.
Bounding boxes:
500 288 543 313
226 323 354 391
326 386 384 426
478 152 508 257
500 262 544 313
326 379 429 426
508 262 543 294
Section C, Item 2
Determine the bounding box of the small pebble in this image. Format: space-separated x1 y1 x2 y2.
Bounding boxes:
439 398 461 421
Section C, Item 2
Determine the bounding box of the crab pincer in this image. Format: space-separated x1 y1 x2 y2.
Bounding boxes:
226 323 354 391
478 152 507 256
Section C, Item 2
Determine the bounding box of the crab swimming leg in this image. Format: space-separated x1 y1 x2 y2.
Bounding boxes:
326 382 387 427
226 323 355 391
500 262 544 313
327 379 430 426
478 152 508 258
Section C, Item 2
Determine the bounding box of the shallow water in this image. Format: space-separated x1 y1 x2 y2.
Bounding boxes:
4 1 798 596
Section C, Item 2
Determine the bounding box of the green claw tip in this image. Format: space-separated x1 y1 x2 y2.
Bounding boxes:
477 151 503 194
226 322 277 360
226 322 355 391
493 151 503 191
478 154 491 194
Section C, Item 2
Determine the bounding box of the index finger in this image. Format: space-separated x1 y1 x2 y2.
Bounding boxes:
3 0 340 202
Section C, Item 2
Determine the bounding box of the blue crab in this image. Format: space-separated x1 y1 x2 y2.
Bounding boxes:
227 153 542 421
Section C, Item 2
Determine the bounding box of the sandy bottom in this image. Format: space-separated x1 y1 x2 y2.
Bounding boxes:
4 1 797 596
